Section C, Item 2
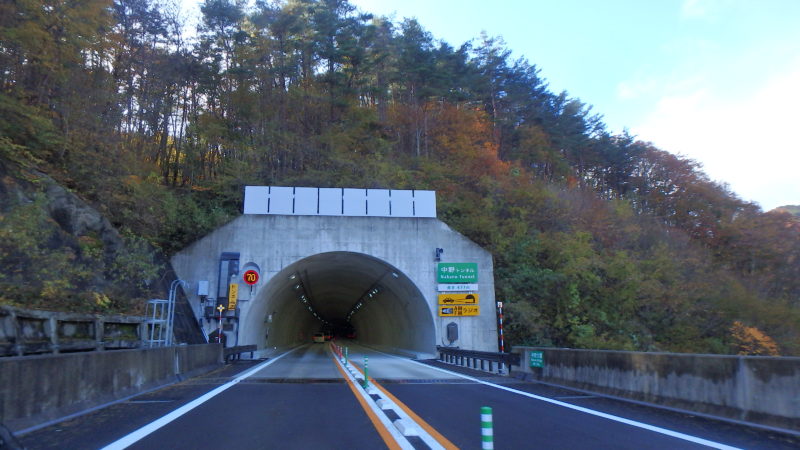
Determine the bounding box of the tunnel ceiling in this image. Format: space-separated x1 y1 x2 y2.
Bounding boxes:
288 252 396 321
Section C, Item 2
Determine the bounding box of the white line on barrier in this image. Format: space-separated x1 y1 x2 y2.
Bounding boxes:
101 348 298 450
407 359 742 450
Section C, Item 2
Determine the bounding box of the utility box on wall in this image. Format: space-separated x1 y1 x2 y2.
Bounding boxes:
217 253 240 309
446 322 459 344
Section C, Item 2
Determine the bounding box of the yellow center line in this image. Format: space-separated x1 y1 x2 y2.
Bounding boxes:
348 360 459 450
328 349 402 450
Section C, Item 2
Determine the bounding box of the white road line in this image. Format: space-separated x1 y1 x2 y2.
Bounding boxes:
101 349 297 450
407 359 741 450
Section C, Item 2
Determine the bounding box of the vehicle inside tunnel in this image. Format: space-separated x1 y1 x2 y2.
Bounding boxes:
241 251 436 355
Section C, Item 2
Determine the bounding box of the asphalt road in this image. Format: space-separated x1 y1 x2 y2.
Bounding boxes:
17 343 800 449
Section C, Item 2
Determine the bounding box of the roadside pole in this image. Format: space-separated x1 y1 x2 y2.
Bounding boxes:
363 355 369 389
216 304 225 344
497 301 505 373
481 406 494 449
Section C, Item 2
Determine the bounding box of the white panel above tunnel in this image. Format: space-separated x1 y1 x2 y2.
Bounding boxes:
243 186 269 214
319 188 342 215
413 190 436 217
343 189 367 215
294 187 318 215
171 214 496 356
367 189 390 216
391 190 413 216
268 186 293 214
243 186 437 218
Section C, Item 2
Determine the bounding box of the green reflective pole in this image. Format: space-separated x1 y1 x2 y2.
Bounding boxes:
363 355 369 389
481 406 493 449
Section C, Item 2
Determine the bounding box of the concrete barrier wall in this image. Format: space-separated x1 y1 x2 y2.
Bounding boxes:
0 344 222 431
513 347 800 431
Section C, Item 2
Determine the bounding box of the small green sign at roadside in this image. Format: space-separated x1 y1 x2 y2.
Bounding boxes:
530 351 544 368
437 263 478 283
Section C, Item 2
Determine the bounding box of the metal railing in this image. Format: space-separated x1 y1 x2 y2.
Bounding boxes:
223 345 257 362
144 280 187 348
436 346 521 374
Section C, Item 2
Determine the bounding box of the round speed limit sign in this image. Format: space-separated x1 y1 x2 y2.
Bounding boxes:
243 269 259 285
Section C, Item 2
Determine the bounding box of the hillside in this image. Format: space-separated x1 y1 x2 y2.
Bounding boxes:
0 158 161 313
775 205 800 217
1 0 798 355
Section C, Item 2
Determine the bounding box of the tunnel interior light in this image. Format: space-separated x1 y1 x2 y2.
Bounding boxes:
290 275 330 323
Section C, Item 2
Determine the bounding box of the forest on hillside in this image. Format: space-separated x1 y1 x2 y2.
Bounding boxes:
1 0 798 355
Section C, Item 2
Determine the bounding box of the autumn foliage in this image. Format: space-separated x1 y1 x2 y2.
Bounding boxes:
1 0 799 353
731 321 780 356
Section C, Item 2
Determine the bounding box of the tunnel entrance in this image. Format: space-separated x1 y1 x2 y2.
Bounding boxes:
241 252 435 355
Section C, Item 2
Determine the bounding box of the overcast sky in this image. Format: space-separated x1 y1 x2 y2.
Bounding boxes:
181 0 800 210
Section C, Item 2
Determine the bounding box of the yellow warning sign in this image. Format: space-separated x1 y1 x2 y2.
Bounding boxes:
438 293 479 305
227 283 239 310
439 305 480 317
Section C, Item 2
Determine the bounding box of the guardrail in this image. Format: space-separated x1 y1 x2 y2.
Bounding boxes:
223 345 257 362
1 305 145 357
436 346 521 374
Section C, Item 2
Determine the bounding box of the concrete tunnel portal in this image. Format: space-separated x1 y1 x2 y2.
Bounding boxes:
246 251 434 352
171 187 499 356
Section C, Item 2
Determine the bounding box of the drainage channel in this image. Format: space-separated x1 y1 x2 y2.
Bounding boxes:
328 344 457 450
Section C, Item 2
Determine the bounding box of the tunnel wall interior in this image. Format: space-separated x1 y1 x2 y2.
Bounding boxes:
171 215 496 357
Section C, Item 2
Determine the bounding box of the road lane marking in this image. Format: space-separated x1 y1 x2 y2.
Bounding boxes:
407 360 741 450
346 361 458 450
101 348 298 450
329 351 407 450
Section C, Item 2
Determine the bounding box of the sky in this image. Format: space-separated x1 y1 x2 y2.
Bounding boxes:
181 0 800 210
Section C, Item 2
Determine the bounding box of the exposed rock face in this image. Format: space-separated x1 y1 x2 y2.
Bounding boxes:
0 159 32 212
0 160 122 251
0 160 206 343
42 176 123 253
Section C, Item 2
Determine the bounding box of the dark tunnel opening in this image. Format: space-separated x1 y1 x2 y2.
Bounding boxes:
242 252 436 355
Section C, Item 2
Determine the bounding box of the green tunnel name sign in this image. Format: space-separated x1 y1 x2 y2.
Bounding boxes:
437 263 478 283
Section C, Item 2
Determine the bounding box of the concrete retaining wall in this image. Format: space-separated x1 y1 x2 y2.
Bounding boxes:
513 347 800 431
0 344 222 431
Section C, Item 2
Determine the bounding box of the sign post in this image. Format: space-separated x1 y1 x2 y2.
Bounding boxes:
216 304 225 344
497 302 504 353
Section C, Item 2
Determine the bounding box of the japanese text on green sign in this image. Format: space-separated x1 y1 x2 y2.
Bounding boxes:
529 351 544 368
437 263 478 283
